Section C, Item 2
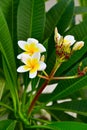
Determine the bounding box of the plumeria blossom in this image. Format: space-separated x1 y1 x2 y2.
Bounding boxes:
17 53 46 78
17 38 46 59
54 27 84 61
54 27 76 47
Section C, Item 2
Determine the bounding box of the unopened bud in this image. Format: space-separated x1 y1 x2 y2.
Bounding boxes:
79 62 82 67
73 41 84 51
54 27 61 44
83 66 87 74
41 55 45 62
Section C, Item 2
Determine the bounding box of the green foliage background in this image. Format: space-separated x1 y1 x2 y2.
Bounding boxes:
0 0 87 129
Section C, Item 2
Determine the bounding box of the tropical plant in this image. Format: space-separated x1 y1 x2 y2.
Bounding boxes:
0 0 87 129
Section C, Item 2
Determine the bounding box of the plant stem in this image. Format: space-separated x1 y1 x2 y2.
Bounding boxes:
28 61 61 115
28 80 49 115
38 74 49 80
52 75 81 80
49 61 61 79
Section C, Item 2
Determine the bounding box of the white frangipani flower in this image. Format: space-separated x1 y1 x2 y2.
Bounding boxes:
17 38 46 59
17 53 46 78
64 35 76 46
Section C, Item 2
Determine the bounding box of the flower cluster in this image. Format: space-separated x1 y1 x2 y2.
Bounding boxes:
54 27 84 61
17 38 46 78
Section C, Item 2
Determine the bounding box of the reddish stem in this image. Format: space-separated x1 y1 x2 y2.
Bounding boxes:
28 80 49 114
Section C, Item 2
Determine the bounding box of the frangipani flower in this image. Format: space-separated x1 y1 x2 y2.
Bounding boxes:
54 27 76 47
54 27 84 61
17 53 46 78
17 38 46 59
63 35 76 46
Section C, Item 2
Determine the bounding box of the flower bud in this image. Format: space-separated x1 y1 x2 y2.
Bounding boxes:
83 66 87 74
54 27 61 44
40 55 45 62
73 41 84 51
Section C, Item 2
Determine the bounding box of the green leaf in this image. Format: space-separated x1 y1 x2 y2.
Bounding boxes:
0 10 18 110
57 0 74 33
43 0 73 40
2 57 17 111
17 0 45 42
0 73 5 100
0 9 17 83
45 100 87 116
47 109 75 121
30 122 87 130
0 101 13 111
79 0 87 7
65 18 87 40
0 120 16 130
74 6 87 14
0 0 19 57
47 122 87 130
79 0 87 20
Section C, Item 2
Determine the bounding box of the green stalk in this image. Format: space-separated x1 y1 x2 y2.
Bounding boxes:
28 60 61 115
52 75 81 80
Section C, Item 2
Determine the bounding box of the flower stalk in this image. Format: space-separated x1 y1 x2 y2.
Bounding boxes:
28 80 49 115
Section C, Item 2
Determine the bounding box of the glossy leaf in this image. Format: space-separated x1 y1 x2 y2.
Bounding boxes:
65 18 87 40
0 0 19 57
30 122 87 130
45 100 87 116
57 0 74 33
47 122 87 130
43 0 72 40
0 9 17 82
17 0 45 42
2 57 17 112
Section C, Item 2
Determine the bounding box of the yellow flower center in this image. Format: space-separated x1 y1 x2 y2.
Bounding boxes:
64 39 70 46
24 43 40 56
25 58 40 73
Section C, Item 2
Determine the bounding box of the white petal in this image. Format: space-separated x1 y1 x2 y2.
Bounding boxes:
17 52 26 59
21 54 31 64
29 71 37 78
37 44 46 53
64 35 76 45
27 38 38 44
38 61 46 71
32 53 40 61
17 65 29 72
18 41 27 50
